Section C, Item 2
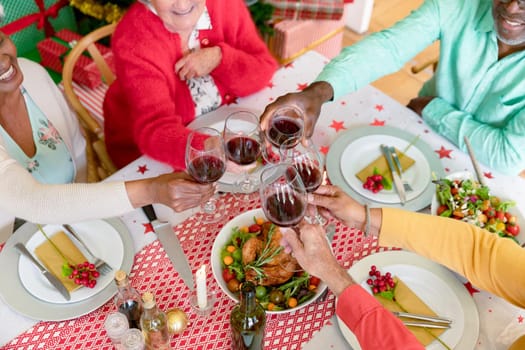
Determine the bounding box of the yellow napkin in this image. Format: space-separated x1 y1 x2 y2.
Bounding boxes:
355 148 415 184
375 277 447 347
34 231 87 292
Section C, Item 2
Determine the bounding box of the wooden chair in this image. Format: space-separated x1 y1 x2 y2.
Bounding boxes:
62 23 118 182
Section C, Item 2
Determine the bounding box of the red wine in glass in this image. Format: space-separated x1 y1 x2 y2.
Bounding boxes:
264 192 306 227
266 115 304 149
226 136 261 165
187 155 225 183
291 162 322 192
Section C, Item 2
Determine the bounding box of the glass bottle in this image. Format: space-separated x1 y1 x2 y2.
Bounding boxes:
114 270 143 329
230 281 266 350
140 291 171 350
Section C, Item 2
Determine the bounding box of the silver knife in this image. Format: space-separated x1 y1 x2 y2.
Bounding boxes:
381 145 407 204
14 242 71 301
142 205 195 291
463 136 486 187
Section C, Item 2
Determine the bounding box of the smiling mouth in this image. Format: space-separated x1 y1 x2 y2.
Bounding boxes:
173 6 194 16
0 65 15 81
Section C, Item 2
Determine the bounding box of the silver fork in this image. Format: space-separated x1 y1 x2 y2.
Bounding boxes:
389 147 413 192
62 224 113 275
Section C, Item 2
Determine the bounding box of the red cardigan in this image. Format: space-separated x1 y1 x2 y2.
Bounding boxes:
103 0 278 170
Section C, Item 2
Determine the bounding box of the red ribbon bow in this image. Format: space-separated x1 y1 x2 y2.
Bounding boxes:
0 0 69 37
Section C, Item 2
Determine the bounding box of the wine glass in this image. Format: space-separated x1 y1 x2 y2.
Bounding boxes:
259 163 307 227
223 111 262 202
280 139 327 225
185 127 227 223
261 105 305 164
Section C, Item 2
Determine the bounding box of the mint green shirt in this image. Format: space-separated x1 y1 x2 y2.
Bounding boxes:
316 0 525 175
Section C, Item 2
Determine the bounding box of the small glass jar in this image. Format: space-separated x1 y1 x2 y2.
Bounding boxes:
121 328 145 350
104 312 129 349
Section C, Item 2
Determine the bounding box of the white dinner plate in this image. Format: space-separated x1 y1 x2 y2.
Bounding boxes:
187 106 264 191
340 134 431 204
0 218 133 321
336 250 479 350
326 126 445 211
18 221 124 304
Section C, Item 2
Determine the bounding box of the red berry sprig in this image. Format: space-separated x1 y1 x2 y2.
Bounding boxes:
366 265 396 299
363 174 384 193
68 261 100 288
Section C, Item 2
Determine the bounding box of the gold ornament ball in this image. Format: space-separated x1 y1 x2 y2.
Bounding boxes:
166 308 189 335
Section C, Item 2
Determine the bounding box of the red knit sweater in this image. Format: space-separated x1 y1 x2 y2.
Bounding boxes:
103 0 278 170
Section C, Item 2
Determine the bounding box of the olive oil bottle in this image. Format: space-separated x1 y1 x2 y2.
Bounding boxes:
230 282 266 350
140 291 171 350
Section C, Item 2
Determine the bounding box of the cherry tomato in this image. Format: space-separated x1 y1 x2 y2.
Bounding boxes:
506 224 520 237
248 224 261 233
495 211 506 222
484 207 496 218
505 212 517 225
309 276 321 287
437 205 448 216
222 268 235 283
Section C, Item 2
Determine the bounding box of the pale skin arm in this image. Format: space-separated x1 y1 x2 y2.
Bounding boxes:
125 172 215 212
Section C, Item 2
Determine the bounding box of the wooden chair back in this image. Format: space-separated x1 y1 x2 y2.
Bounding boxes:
62 23 118 182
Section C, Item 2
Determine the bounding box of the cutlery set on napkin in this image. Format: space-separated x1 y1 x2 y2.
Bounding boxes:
15 227 113 301
355 145 415 205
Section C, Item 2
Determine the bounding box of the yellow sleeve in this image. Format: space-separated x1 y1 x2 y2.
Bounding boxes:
378 208 525 308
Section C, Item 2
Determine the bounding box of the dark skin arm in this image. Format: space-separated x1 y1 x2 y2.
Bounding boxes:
406 96 435 116
259 81 334 138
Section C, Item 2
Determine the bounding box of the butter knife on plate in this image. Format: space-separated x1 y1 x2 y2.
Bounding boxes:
14 242 71 301
381 145 407 205
142 205 195 291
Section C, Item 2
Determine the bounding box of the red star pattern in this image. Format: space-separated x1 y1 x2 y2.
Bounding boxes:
484 172 494 179
143 223 154 234
267 81 275 88
137 164 149 174
370 118 385 126
329 120 346 132
320 145 329 155
464 281 480 296
374 104 384 112
284 62 294 69
518 315 524 323
435 146 453 159
297 83 308 91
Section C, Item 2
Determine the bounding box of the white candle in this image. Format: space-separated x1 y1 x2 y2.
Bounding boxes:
196 264 207 309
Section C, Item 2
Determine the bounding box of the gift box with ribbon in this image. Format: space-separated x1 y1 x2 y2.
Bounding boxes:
37 29 114 88
0 0 76 56
267 17 345 65
263 0 345 20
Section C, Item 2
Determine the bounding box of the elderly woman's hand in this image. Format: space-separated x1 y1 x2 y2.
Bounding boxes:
175 46 222 81
281 223 355 296
259 81 334 138
150 172 215 212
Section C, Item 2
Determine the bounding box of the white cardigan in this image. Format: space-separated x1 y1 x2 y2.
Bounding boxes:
0 59 133 239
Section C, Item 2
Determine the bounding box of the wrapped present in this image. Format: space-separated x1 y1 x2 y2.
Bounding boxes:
37 29 114 88
263 0 344 20
0 0 76 56
268 18 344 65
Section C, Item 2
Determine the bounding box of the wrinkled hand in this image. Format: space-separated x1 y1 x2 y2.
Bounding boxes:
308 185 364 228
259 82 333 138
151 173 215 212
281 224 339 279
407 96 435 116
175 46 222 81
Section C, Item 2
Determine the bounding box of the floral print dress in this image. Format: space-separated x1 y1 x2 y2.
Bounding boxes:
0 87 75 184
